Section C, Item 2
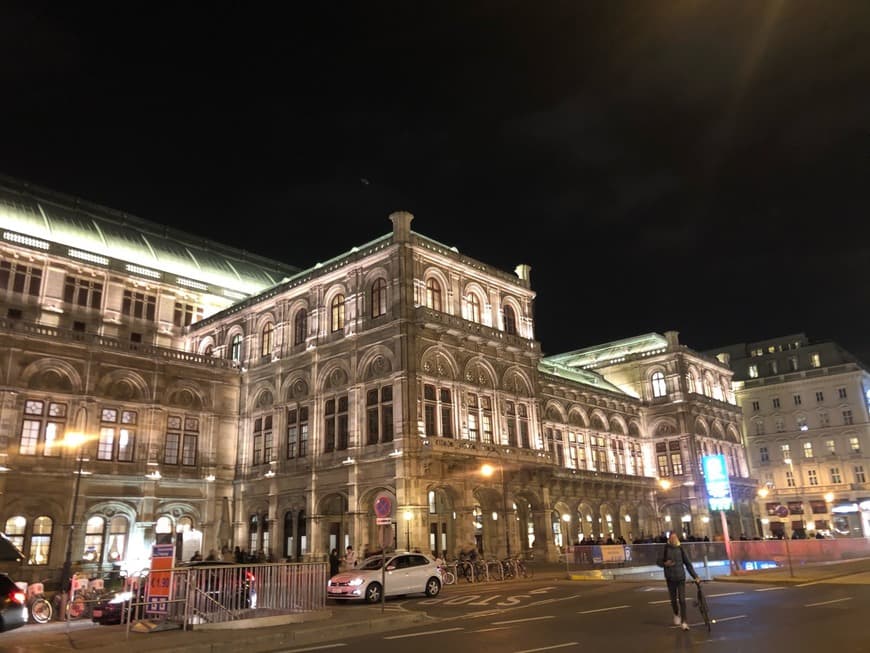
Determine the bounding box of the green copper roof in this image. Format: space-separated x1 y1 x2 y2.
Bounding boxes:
0 175 298 296
537 359 630 396
542 332 668 370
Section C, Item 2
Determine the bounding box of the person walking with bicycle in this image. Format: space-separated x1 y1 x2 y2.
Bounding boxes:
656 532 700 631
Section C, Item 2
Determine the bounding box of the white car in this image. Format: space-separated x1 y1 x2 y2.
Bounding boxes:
327 552 442 603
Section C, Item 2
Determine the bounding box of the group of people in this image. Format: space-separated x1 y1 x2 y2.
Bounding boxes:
328 545 358 576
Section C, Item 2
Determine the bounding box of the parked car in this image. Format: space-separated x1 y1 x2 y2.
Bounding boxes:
179 560 257 610
327 552 442 603
91 585 146 625
0 573 27 633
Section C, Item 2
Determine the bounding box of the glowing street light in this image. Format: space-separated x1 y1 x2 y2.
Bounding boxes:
60 432 94 605
403 509 412 551
481 463 511 556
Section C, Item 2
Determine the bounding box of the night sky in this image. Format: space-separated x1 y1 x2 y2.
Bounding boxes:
2 2 870 361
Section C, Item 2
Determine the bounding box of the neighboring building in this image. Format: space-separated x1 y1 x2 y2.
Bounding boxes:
710 334 870 539
0 174 758 584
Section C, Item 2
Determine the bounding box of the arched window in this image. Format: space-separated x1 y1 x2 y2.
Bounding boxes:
230 334 242 363
248 514 259 555
465 293 481 323
28 516 53 565
330 295 345 332
503 305 517 335
425 278 442 312
83 516 106 562
294 309 308 346
261 322 274 357
371 278 387 318
651 371 667 398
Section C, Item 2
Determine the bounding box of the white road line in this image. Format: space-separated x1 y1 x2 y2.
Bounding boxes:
474 626 512 632
491 615 556 625
709 591 744 598
513 643 578 653
711 614 748 623
277 644 348 652
805 597 853 607
383 627 465 639
755 587 787 592
577 605 631 614
648 599 671 605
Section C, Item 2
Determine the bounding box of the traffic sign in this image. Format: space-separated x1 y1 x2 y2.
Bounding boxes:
376 517 391 525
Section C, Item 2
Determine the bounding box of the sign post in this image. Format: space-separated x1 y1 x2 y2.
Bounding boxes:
373 496 392 613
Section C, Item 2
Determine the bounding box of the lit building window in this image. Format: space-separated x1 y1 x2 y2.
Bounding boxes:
651 372 667 398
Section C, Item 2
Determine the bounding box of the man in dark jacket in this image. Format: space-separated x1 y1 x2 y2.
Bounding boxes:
656 532 701 630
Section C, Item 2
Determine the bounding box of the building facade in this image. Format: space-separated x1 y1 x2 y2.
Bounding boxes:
710 334 870 538
0 175 759 584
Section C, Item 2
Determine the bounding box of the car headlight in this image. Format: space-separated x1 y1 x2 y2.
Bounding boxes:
110 592 133 604
348 577 365 586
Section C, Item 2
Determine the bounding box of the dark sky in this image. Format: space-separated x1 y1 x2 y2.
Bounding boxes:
3 2 870 360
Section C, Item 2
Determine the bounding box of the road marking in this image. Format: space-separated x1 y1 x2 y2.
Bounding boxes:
513 643 578 653
710 614 747 623
278 644 348 652
755 587 787 592
383 627 464 639
577 605 631 614
648 599 671 605
475 626 512 632
491 615 556 625
708 591 744 598
804 597 853 607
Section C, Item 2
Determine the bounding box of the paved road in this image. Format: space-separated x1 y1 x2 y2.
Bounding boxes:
3 558 869 652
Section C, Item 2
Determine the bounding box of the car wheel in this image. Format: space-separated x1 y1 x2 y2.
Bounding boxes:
364 582 382 603
424 577 441 597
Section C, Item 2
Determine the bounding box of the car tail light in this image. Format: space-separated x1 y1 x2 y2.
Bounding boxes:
245 571 255 581
10 589 26 605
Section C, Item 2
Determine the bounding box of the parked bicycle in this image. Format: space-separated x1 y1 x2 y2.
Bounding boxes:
26 580 54 624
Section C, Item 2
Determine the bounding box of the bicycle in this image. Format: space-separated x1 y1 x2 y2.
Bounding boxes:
693 579 713 632
25 580 54 624
438 564 456 585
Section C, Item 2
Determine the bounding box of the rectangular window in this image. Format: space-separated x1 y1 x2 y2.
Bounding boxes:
838 387 848 399
849 436 860 452
748 364 758 378
819 412 829 427
796 416 808 431
0 259 42 296
751 400 760 412
324 396 348 452
772 397 780 409
788 356 799 371
286 406 309 458
253 417 264 465
775 417 785 433
815 391 824 402
759 446 769 463
423 384 453 438
855 465 866 483
843 410 853 425
825 439 835 454
807 469 818 486
19 400 67 456
793 394 802 406
810 353 821 368
98 427 115 460
781 444 791 460
165 415 198 466
122 289 156 321
768 360 778 375
173 302 203 327
830 467 842 483
366 386 393 445
786 470 795 487
755 421 765 435
63 275 103 309
803 441 813 458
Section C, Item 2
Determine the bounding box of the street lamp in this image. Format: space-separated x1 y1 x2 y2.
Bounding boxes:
60 432 92 599
403 510 412 551
481 463 511 556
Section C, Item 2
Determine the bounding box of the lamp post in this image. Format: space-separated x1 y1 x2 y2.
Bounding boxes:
481 463 511 556
403 510 412 551
657 478 672 535
60 432 90 600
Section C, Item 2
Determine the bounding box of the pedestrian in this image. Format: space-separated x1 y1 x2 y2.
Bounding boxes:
343 545 357 570
656 532 701 631
329 548 341 576
191 550 203 561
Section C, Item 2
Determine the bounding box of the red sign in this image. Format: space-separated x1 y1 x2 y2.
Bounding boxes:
146 543 174 615
374 496 392 518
